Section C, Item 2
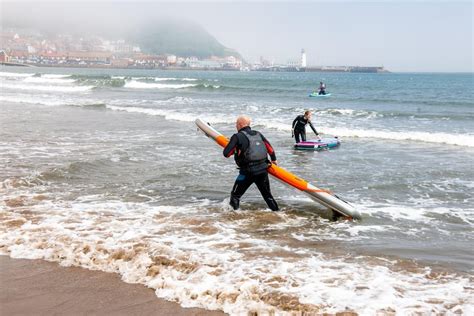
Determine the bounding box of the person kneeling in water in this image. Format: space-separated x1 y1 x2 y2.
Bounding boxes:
318 81 326 95
223 115 279 211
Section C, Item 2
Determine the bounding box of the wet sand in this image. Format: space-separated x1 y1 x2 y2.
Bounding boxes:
0 256 226 316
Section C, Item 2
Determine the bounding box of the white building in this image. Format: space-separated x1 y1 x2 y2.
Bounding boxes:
27 45 36 54
287 60 301 67
301 49 307 68
225 56 242 68
167 55 177 64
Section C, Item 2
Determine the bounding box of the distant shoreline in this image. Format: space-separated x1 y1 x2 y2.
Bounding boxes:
0 62 33 67
1 62 240 71
3 63 472 74
1 62 390 73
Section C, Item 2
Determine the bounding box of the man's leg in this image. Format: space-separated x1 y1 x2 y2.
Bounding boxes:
301 130 307 142
230 173 253 210
254 172 279 211
295 131 301 143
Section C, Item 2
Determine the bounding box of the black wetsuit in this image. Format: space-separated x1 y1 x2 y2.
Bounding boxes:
292 115 319 143
223 126 279 211
319 84 326 95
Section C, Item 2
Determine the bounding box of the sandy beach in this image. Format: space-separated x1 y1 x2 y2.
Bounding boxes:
0 256 226 315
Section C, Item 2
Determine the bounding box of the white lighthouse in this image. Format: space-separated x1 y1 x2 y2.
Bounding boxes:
301 49 307 68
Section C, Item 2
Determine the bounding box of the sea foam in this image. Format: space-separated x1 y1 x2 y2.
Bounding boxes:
124 80 197 89
0 198 472 315
1 82 94 93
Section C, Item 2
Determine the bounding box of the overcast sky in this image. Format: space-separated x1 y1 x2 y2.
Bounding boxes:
1 1 472 72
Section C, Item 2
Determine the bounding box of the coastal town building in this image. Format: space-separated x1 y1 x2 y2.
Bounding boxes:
0 50 9 63
110 58 131 68
166 55 177 64
131 54 166 68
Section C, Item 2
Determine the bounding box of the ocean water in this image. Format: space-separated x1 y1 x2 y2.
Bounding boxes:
1 66 473 315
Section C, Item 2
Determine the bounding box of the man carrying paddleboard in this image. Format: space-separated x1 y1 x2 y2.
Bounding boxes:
223 115 279 212
292 110 320 143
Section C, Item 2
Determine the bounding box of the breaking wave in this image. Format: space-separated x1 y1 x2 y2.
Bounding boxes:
103 105 474 148
124 80 197 89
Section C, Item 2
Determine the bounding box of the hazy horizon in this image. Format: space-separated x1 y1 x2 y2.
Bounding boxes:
1 1 472 72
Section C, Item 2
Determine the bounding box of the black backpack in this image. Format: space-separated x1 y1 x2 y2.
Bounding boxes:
235 130 269 174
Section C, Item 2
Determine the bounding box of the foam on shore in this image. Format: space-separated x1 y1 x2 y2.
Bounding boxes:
1 195 472 315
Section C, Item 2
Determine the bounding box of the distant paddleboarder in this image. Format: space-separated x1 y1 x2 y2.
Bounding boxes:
223 115 279 211
318 81 327 95
292 110 320 143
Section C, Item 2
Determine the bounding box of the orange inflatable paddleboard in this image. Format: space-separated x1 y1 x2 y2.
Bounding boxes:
195 118 361 220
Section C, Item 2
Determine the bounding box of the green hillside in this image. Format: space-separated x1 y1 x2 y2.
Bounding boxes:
132 20 240 58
